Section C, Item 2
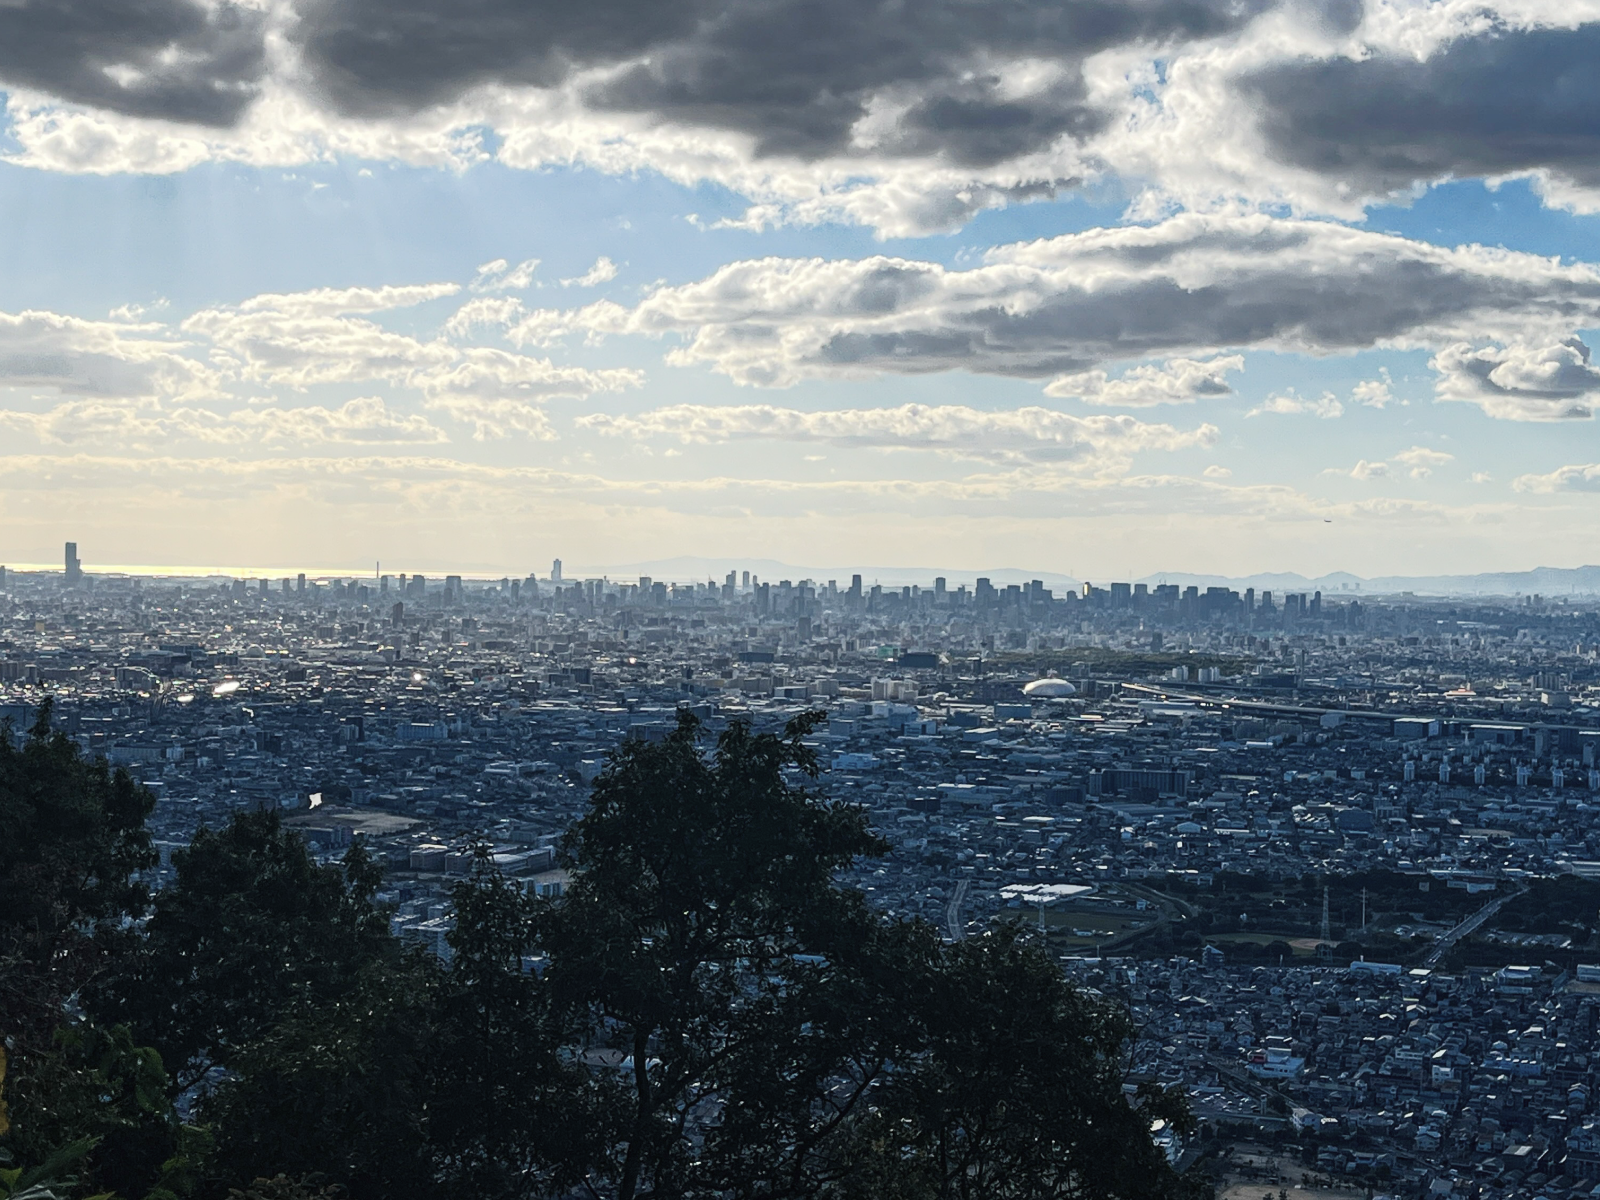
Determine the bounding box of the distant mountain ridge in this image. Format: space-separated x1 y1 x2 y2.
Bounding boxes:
1131 565 1600 598
585 556 1600 598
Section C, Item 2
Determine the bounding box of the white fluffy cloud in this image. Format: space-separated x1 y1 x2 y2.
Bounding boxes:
0 278 636 448
1251 391 1342 419
1326 445 1454 482
413 346 641 404
228 397 449 444
509 214 1600 416
1513 463 1600 494
0 395 447 446
236 282 461 317
1345 459 1389 481
0 399 176 446
1044 355 1242 406
183 304 457 390
182 284 639 402
1393 446 1454 478
444 297 528 339
472 258 540 292
578 402 1216 470
422 396 558 441
0 309 219 402
1432 339 1600 420
562 256 618 288
1351 371 1394 409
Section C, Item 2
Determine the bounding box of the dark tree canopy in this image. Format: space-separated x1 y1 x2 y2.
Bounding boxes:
197 959 438 1199
857 928 1198 1200
92 809 396 1089
0 699 154 986
2 706 1199 1200
539 710 886 1200
0 702 171 1199
425 855 613 1200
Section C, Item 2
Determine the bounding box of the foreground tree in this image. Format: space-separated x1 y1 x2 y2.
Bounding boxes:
197 958 437 1200
201 857 612 1200
704 922 1198 1200
698 914 940 1199
6 699 1200 1200
536 711 1198 1200
849 928 1199 1200
427 857 615 1200
539 711 885 1200
93 810 395 1089
1 700 154 1037
0 704 200 1200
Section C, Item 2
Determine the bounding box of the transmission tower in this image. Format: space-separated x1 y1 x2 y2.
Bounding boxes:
1318 886 1333 963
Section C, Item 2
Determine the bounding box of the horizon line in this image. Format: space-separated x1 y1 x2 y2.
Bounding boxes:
5 557 1600 596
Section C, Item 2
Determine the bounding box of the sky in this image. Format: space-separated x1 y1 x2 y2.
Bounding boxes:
4 0 1600 581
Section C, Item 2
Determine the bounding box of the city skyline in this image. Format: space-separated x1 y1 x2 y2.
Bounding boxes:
18 537 1600 602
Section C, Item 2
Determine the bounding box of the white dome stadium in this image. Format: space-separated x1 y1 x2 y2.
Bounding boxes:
1022 677 1076 698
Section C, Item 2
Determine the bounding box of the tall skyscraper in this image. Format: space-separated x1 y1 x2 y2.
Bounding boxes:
551 558 563 582
64 542 82 585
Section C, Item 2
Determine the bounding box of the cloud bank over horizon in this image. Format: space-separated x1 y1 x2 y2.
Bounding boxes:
501 214 1600 421
2 0 1600 574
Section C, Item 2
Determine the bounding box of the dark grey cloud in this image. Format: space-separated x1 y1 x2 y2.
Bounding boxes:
811 227 1585 378
298 0 1273 162
516 214 1600 402
810 273 1418 377
1242 24 1600 194
0 0 266 125
297 0 703 113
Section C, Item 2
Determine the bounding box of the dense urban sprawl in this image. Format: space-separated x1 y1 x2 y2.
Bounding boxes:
9 550 1600 1199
